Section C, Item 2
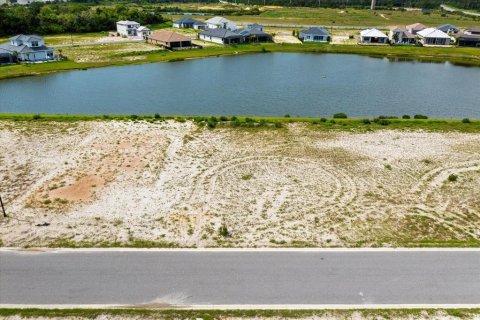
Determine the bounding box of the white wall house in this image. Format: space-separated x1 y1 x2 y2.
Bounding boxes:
199 28 243 44
116 21 150 37
0 35 54 62
417 28 452 46
299 27 329 42
360 29 388 44
204 17 236 31
136 26 152 39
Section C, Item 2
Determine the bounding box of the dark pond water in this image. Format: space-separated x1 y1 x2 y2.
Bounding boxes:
1 53 479 118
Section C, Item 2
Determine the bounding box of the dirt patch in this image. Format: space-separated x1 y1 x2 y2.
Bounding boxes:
1 121 479 248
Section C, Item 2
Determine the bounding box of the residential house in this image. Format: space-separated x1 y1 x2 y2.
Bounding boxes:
116 21 151 37
455 27 480 47
148 30 193 50
299 27 329 43
199 28 243 44
389 26 416 45
136 26 152 39
205 17 237 31
173 17 206 30
417 28 451 46
360 28 388 44
0 34 54 62
235 24 272 43
406 23 427 35
465 26 480 35
437 24 460 34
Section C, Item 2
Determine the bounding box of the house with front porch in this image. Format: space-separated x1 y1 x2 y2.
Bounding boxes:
0 34 54 62
360 28 388 44
389 26 416 45
148 30 193 50
299 27 329 42
417 28 452 46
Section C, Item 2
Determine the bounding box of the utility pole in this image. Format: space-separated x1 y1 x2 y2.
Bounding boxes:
371 0 376 10
0 194 6 218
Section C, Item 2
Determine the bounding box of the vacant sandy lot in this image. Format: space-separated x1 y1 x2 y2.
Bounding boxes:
0 120 479 248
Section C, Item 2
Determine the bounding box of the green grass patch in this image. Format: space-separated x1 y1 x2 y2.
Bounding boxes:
1 114 480 133
0 308 480 319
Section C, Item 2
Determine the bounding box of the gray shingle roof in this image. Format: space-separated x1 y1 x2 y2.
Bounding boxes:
200 28 242 39
300 27 329 36
174 17 205 25
0 42 52 54
10 34 43 42
437 24 460 33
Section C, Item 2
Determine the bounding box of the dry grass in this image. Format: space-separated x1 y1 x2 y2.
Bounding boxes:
1 120 479 248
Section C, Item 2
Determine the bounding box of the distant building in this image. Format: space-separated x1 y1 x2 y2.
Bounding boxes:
116 21 151 37
173 17 206 30
416 28 451 46
199 28 243 44
299 27 329 43
0 35 54 62
148 30 193 50
455 27 480 47
465 26 480 35
204 17 237 31
360 28 388 44
235 24 272 43
437 24 460 34
389 26 416 45
406 23 427 35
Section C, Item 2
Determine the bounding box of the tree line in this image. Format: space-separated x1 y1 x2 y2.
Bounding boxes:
0 3 166 36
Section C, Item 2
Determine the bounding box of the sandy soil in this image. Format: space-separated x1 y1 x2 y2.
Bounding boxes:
1 121 479 248
2 312 480 320
272 30 302 44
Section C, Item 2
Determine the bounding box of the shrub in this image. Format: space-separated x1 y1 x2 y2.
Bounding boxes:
402 115 411 119
374 118 391 126
414 114 428 119
284 114 291 118
448 174 458 182
330 120 336 124
207 119 217 128
154 113 161 119
218 224 229 237
362 119 371 124
274 121 283 128
130 114 138 120
231 119 241 127
219 116 228 121
230 116 238 121
32 114 42 120
462 118 471 124
320 117 327 122
333 113 348 119
210 116 218 122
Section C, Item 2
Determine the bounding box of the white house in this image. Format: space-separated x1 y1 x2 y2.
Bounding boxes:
116 21 150 37
417 28 452 46
0 35 54 62
204 17 236 31
360 28 388 44
173 17 206 30
136 26 152 39
299 27 329 42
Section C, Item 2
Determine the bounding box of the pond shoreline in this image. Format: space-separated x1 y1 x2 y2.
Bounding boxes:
1 43 479 81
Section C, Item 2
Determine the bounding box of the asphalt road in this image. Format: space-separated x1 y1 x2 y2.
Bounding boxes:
1 250 479 306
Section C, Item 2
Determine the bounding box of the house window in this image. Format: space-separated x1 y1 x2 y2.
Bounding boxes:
313 36 323 41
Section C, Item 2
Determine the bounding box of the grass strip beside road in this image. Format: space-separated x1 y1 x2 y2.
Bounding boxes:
1 43 479 81
0 308 480 319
